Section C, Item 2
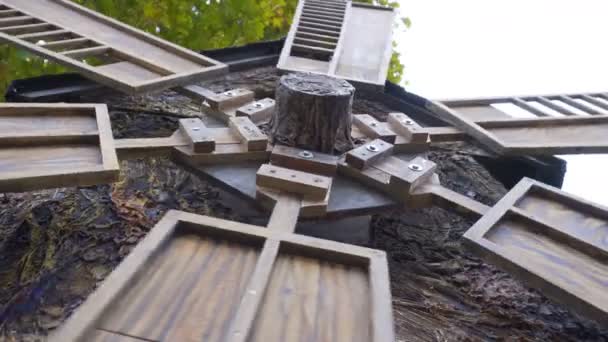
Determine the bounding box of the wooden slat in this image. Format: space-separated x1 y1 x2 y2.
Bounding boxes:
0 0 227 94
256 164 332 201
61 45 109 58
581 95 608 111
464 178 608 325
535 96 578 116
43 37 90 50
0 22 53 34
511 98 550 117
558 95 602 115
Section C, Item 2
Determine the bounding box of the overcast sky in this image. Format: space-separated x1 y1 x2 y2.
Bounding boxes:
396 0 608 206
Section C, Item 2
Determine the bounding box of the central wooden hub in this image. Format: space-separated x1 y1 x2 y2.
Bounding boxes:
270 73 355 154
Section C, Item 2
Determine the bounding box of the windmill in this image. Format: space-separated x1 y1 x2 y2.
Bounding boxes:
0 0 606 340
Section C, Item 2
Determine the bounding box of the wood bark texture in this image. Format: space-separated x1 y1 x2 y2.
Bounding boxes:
270 73 355 154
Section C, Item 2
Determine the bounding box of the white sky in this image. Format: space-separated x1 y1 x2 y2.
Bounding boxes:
396 0 608 206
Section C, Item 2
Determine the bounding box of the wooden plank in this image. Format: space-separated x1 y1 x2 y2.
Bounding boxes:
0 0 227 94
236 98 275 123
270 145 339 176
178 118 215 153
374 156 436 193
228 116 268 151
266 193 302 233
206 88 255 111
50 210 394 342
256 163 332 201
345 139 393 169
353 114 396 143
387 112 429 143
464 178 608 325
429 99 608 155
0 103 119 193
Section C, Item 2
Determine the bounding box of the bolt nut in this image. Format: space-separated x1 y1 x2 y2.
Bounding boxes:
408 163 423 172
366 144 379 152
299 151 314 159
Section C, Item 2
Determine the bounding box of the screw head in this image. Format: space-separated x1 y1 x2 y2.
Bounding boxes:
366 145 379 152
269 169 276 174
408 163 423 172
36 40 46 46
254 102 263 108
224 91 234 97
370 122 378 127
404 119 414 125
299 151 314 159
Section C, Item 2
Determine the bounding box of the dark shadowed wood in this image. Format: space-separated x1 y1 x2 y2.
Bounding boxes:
271 73 355 154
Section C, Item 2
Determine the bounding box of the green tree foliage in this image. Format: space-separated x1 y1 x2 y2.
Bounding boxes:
0 0 407 98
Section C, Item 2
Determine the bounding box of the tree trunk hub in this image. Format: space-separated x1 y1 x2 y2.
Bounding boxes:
270 73 355 154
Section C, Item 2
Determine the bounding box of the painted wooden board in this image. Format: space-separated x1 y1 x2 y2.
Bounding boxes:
428 100 608 155
278 0 394 89
0 103 119 193
0 0 227 94
464 178 608 325
50 210 394 342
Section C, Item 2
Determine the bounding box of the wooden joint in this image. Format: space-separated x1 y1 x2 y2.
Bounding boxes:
345 139 393 169
178 118 215 153
236 98 275 122
387 112 429 143
256 164 332 201
353 114 396 143
228 116 268 151
206 88 255 111
270 145 338 176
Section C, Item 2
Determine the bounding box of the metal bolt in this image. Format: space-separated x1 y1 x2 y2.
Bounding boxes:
254 102 263 108
408 163 423 172
224 91 234 97
291 174 297 178
370 122 378 127
299 151 314 159
270 169 276 174
192 127 201 131
314 178 323 183
366 145 379 152
36 40 46 46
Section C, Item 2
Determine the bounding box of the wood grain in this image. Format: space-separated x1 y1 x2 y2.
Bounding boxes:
249 252 371 342
97 234 260 342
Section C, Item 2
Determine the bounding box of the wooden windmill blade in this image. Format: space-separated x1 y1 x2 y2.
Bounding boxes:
0 0 227 94
278 0 395 90
427 92 608 155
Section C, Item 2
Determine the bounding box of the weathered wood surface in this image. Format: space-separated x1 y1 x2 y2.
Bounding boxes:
464 178 608 325
428 100 608 155
278 0 394 89
271 73 355 153
0 0 227 93
50 210 394 342
256 163 332 201
0 103 119 193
